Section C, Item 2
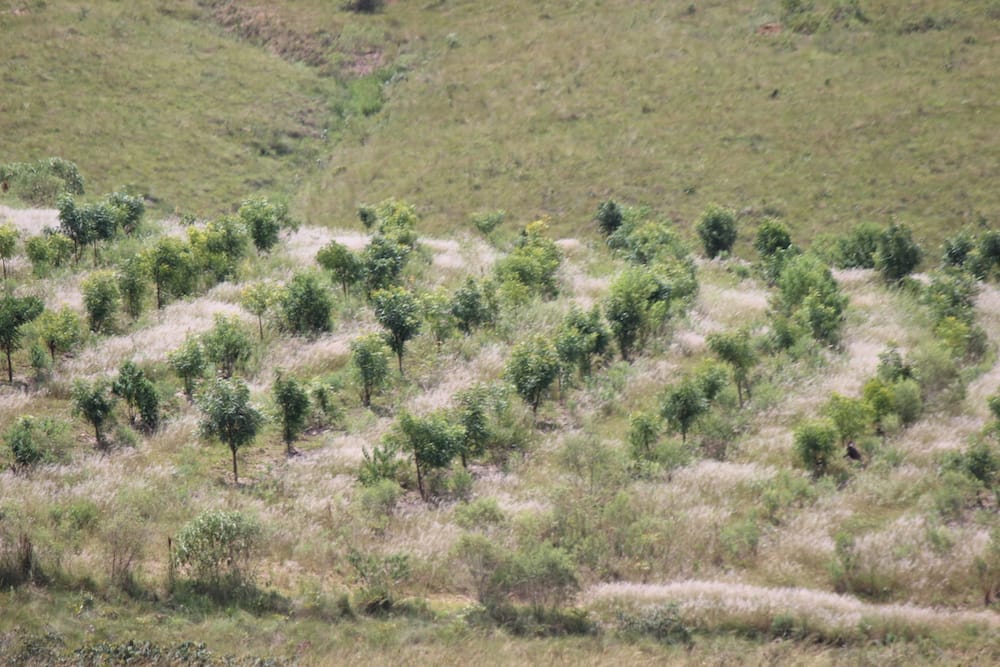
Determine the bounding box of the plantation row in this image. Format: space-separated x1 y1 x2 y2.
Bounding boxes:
3 168 1000 642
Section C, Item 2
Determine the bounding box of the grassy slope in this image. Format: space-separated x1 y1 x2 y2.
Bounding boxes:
2 1 1000 664
299 0 1000 247
0 0 358 215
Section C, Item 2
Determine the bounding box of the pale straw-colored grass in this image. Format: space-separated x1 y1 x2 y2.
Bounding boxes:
0 205 59 235
585 579 1000 635
58 296 248 377
850 514 989 604
757 495 851 585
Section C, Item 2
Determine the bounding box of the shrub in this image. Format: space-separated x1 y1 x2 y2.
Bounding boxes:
394 410 464 500
81 270 120 333
596 200 623 237
273 372 310 455
604 266 671 360
451 278 496 333
144 236 196 309
202 315 253 378
793 419 839 477
696 205 737 259
168 336 206 400
351 333 391 408
0 157 84 205
346 549 410 614
35 307 82 363
835 222 883 269
555 305 610 379
196 377 263 484
358 438 404 486
754 219 792 258
471 210 506 236
615 604 692 646
454 497 507 530
494 543 578 610
279 271 332 336
111 360 160 432
316 240 363 295
494 220 563 298
775 253 847 345
173 510 261 590
72 378 116 448
875 223 922 283
239 197 293 254
372 286 421 374
506 335 560 415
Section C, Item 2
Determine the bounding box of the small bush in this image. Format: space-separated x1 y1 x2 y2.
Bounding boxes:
471 210 506 236
454 497 507 530
793 419 839 477
615 604 692 646
696 205 737 259
173 510 261 591
347 549 410 614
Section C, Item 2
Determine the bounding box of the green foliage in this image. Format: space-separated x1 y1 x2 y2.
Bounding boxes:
506 335 560 414
168 336 206 400
471 209 506 236
793 418 839 477
358 438 403 487
774 253 848 346
361 234 411 295
24 231 74 277
279 271 333 336
754 219 792 258
604 265 671 361
0 223 18 280
454 497 506 530
420 288 455 345
112 360 160 433
835 222 882 269
115 256 150 320
144 236 195 309
351 333 391 407
173 510 261 590
202 315 253 379
273 372 310 454
555 304 610 379
0 293 44 382
942 230 975 269
196 377 263 484
0 157 84 205
346 549 410 615
696 205 737 259
596 200 623 237
4 416 45 470
81 270 120 333
395 409 465 500
187 216 248 284
660 376 710 444
627 411 661 462
706 328 756 407
316 240 363 295
372 286 421 373
240 280 280 340
35 307 81 362
56 193 120 263
615 604 692 646
875 223 923 284
823 393 873 445
943 440 1000 488
454 383 491 466
451 278 497 334
72 378 116 448
494 220 563 298
891 378 923 426
494 543 578 610
238 197 293 254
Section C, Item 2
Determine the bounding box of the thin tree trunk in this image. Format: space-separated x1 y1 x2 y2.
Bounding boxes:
232 446 239 484
5 348 12 383
415 459 425 501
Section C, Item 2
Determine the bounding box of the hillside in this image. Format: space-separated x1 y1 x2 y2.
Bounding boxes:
2 1 1000 665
